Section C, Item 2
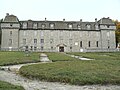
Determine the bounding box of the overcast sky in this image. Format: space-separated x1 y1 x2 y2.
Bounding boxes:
1 0 120 21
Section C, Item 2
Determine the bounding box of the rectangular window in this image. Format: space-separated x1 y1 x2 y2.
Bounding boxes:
41 46 44 50
41 39 44 43
9 39 12 46
80 41 82 47
10 31 12 36
96 41 99 47
70 47 72 49
34 39 37 44
88 41 90 47
23 39 26 45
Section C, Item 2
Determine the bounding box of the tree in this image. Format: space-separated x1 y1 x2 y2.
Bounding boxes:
114 20 120 47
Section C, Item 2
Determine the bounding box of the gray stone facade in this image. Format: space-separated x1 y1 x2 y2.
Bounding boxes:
0 13 116 52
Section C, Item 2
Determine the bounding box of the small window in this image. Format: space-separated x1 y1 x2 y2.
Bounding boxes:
41 39 44 43
9 39 12 46
68 24 73 29
80 41 82 47
70 47 72 49
51 46 53 50
88 41 91 47
23 39 26 45
96 41 99 47
34 39 37 44
10 31 12 36
10 24 13 27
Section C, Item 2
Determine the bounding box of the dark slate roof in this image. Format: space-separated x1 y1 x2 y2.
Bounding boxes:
98 17 115 25
1 14 115 30
3 14 19 22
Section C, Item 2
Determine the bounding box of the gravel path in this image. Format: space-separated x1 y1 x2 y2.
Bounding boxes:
0 70 120 90
0 53 120 90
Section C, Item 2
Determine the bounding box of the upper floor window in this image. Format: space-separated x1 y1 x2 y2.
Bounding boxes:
23 39 26 45
41 24 46 29
86 24 91 30
68 24 73 29
33 23 37 29
34 39 37 44
23 23 27 29
41 39 44 43
77 25 81 29
10 31 12 36
50 23 55 29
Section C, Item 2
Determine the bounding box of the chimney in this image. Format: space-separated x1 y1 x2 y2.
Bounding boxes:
6 13 9 16
45 17 47 21
63 18 65 22
95 18 97 22
80 19 82 23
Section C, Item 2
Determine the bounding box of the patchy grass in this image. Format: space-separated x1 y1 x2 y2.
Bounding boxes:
0 80 24 90
0 51 40 66
20 52 120 85
46 52 79 62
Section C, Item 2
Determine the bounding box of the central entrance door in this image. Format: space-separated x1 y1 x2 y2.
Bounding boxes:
59 47 64 52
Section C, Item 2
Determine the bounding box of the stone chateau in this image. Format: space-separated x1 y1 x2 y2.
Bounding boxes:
0 13 116 52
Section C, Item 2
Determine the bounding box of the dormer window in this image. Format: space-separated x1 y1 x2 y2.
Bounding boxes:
77 25 81 29
50 23 55 29
86 24 91 30
95 24 99 30
41 24 46 29
33 23 37 29
23 23 27 29
68 24 73 29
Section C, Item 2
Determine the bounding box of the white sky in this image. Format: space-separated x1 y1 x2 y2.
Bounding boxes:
0 0 120 21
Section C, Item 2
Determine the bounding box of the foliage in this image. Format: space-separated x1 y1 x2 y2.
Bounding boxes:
46 52 79 62
19 52 120 85
114 20 120 44
0 80 24 90
0 51 40 66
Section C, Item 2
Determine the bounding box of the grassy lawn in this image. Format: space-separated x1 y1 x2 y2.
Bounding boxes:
19 52 120 85
46 52 79 62
67 52 120 60
0 51 40 66
0 80 24 90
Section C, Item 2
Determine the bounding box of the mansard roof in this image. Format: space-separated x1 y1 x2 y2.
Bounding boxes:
98 17 115 25
3 14 19 22
1 13 115 30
